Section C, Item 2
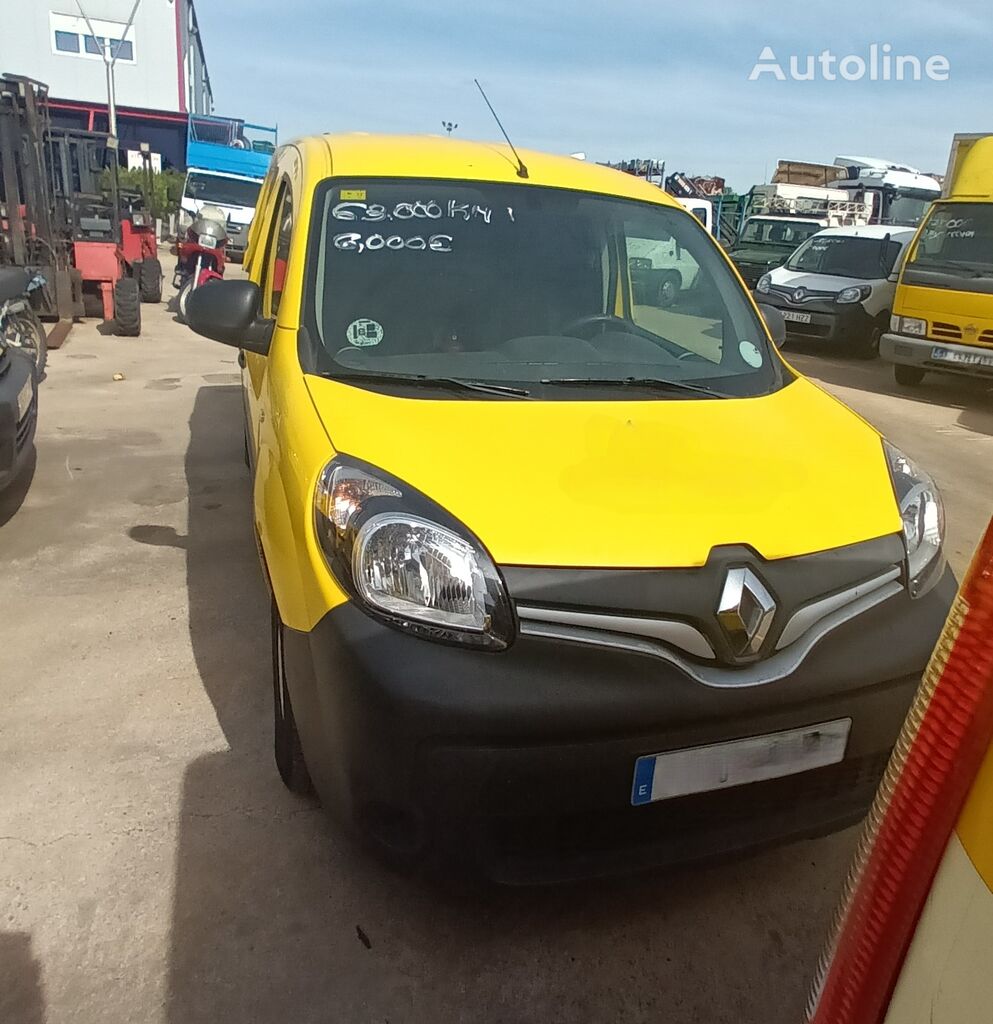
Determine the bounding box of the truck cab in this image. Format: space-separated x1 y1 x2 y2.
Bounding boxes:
728 215 827 289
832 156 942 227
880 135 993 387
181 114 276 260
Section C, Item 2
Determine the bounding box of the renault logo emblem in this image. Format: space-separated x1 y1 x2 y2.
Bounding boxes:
792 287 806 303
717 567 777 657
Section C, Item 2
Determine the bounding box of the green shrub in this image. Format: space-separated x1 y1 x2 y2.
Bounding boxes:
100 167 186 220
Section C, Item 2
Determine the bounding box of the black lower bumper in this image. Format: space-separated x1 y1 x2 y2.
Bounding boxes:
283 567 956 883
756 292 876 344
0 351 37 493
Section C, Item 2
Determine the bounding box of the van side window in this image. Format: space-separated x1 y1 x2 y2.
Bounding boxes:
263 184 293 316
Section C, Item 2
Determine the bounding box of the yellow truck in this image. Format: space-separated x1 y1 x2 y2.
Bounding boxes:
880 134 993 387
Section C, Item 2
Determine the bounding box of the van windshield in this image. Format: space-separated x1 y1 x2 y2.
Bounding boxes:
786 234 903 279
903 203 993 294
185 172 261 209
302 180 786 400
737 218 823 247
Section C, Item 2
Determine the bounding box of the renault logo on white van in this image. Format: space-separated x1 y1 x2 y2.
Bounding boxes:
792 287 807 303
717 568 777 657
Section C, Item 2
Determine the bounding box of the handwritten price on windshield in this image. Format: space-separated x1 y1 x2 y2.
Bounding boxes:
332 232 453 253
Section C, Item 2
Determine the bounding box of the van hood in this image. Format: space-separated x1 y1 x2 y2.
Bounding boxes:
304 375 900 568
768 268 870 292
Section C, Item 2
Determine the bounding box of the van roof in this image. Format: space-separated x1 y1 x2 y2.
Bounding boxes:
811 224 917 241
289 133 683 207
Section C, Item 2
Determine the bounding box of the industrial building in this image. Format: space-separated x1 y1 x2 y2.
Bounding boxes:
0 0 213 168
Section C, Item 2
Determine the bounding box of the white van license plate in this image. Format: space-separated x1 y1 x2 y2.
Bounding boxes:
931 347 993 368
630 719 851 806
782 310 811 324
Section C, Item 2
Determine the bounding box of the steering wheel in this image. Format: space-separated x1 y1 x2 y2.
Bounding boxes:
561 313 635 338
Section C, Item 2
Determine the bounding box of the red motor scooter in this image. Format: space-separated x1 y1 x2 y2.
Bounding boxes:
174 206 229 322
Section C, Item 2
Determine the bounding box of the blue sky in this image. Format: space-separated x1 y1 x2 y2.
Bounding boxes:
196 0 991 191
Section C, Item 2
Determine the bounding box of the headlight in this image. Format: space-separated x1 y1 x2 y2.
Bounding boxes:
197 233 218 248
836 285 871 304
756 273 771 294
884 441 945 598
895 315 927 336
313 456 515 650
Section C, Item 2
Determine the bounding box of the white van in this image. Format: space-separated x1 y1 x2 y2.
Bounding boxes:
179 169 264 261
754 224 916 358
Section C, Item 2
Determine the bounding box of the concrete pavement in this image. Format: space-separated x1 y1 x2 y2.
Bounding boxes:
1 303 991 1024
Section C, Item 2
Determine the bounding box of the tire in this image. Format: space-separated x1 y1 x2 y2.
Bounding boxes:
894 363 926 387
113 277 141 337
177 280 193 323
852 325 883 361
5 310 47 377
271 600 313 795
657 273 680 308
138 258 163 303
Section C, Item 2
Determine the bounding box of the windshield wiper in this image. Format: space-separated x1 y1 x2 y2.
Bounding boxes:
539 376 730 398
325 370 531 398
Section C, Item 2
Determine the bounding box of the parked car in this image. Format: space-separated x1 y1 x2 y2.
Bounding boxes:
186 134 955 882
0 290 38 498
755 225 916 358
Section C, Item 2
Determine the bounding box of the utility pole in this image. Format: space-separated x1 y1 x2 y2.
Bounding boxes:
74 0 142 148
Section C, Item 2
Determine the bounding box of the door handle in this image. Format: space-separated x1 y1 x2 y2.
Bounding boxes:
237 350 246 368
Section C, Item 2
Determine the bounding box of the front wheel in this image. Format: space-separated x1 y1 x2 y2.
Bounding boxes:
176 280 193 323
894 363 926 387
138 258 163 303
5 310 47 377
113 277 141 337
852 325 882 361
271 600 314 795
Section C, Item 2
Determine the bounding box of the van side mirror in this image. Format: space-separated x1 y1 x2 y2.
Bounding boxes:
186 279 273 355
756 303 786 346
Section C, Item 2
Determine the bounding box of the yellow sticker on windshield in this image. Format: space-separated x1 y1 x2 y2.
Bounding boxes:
340 189 366 200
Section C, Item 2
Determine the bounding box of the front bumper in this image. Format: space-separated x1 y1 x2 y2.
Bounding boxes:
284 566 956 883
880 333 993 377
732 261 779 290
757 291 874 343
0 351 37 493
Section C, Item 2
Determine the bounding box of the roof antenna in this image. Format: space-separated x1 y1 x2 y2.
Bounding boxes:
474 78 528 179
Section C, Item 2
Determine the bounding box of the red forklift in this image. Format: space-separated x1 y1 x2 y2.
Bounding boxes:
47 127 162 336
0 75 79 348
1 74 162 339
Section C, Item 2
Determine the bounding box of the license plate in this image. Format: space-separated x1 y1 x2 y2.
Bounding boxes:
16 377 33 421
631 719 851 806
782 310 812 324
931 346 993 368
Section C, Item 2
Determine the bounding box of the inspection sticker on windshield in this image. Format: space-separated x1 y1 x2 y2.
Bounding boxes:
631 719 851 805
339 189 366 201
739 341 764 368
346 319 384 347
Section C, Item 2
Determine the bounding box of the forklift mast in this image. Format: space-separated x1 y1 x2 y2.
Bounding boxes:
0 74 79 324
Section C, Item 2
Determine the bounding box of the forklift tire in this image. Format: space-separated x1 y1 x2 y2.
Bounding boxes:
138 258 163 304
114 278 142 337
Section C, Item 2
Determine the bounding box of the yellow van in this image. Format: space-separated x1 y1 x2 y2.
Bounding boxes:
881 134 993 387
187 134 954 881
